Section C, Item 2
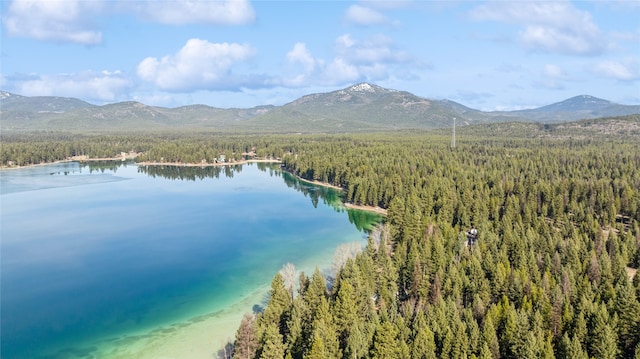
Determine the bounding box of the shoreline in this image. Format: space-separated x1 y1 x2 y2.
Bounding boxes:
344 202 388 216
281 168 387 216
2 157 387 216
0 154 141 171
0 159 74 171
86 284 270 359
136 158 281 167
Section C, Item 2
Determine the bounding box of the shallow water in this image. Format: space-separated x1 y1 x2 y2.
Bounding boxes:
0 162 380 359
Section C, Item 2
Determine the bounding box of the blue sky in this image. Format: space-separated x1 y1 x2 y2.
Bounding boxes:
1 0 639 110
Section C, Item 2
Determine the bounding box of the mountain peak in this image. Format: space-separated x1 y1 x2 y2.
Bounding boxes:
347 83 377 93
1 91 20 100
567 94 611 104
540 95 613 112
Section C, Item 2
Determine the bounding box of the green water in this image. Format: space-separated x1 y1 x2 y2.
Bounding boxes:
0 162 381 358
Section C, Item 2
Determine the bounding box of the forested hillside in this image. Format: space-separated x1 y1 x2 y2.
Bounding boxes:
236 134 640 358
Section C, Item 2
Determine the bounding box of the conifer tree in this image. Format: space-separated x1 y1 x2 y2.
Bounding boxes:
234 313 258 359
258 323 285 359
614 280 640 357
305 268 327 317
589 305 618 359
411 313 436 359
561 333 588 359
307 297 340 359
259 273 292 335
370 321 399 359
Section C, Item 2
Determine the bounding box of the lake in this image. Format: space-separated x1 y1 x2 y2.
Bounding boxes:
0 161 381 359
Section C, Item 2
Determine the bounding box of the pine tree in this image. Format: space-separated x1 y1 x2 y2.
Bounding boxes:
614 280 640 357
258 323 285 359
286 295 308 359
481 314 500 359
411 313 436 359
305 268 327 317
260 273 292 335
370 321 399 359
561 333 588 359
589 305 618 359
309 297 341 359
234 313 258 359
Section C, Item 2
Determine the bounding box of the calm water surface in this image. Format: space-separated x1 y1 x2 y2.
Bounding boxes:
0 162 380 359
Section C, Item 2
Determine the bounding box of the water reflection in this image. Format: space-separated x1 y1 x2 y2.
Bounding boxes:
82 161 383 232
137 163 243 181
2 160 383 359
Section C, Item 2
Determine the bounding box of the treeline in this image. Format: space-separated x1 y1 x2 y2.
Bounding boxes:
0 132 288 166
0 132 152 166
235 134 640 359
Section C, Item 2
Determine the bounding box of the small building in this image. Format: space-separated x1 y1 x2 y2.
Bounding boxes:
466 228 478 246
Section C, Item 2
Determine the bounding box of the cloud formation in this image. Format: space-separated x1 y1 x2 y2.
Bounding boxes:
283 34 413 87
124 0 255 25
593 57 640 81
539 64 569 89
470 2 608 56
2 0 256 44
5 71 132 102
344 5 391 26
3 0 103 44
137 39 258 91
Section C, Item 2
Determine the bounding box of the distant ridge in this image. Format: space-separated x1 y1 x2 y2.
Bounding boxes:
503 95 640 122
1 85 639 132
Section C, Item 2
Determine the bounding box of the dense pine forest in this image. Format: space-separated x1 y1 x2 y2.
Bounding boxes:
1 119 639 358
234 133 640 359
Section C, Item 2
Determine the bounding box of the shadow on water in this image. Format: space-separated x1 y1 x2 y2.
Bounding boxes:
136 163 243 181
131 161 382 232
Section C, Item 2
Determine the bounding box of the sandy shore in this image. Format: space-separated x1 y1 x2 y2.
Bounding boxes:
344 202 388 216
291 173 345 191
89 285 269 359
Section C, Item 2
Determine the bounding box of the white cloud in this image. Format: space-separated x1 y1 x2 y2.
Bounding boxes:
6 71 132 102
345 5 391 26
3 0 103 44
539 64 568 89
137 39 258 91
470 2 608 55
286 43 319 73
125 0 255 25
334 34 409 64
2 0 256 44
593 57 640 81
282 34 414 87
543 64 566 79
359 0 413 10
325 58 361 84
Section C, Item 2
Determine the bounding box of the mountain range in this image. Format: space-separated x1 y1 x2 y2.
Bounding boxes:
1 83 639 133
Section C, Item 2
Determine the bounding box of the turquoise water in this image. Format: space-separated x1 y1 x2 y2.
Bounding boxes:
0 162 380 359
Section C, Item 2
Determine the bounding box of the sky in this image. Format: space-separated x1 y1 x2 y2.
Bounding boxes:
1 0 639 111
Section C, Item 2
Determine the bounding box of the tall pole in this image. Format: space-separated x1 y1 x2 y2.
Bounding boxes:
452 117 456 148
